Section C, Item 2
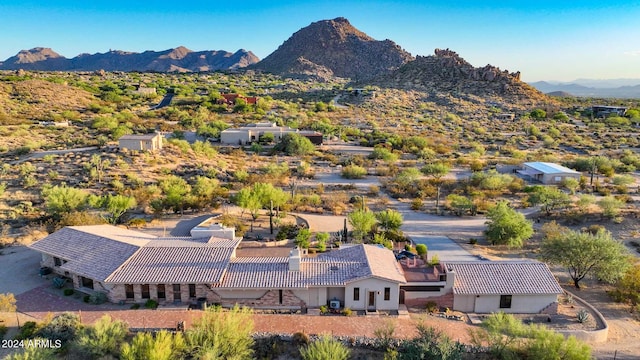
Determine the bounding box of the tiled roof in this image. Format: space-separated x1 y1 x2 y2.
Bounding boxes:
30 226 151 281
446 261 563 295
106 246 234 284
218 245 404 289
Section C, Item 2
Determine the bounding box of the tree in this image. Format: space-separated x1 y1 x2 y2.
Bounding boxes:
597 196 625 219
561 178 580 195
87 154 111 184
300 334 350 360
158 175 191 214
446 194 474 216
103 194 137 224
0 292 17 312
316 232 329 251
348 209 377 242
275 133 315 156
421 162 450 213
375 209 403 232
74 314 128 358
42 185 89 218
484 202 533 248
186 305 254 360
541 229 631 289
529 108 547 119
415 244 427 260
611 264 640 306
525 185 571 216
295 228 311 249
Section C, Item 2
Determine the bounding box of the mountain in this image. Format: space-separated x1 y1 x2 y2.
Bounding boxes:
253 17 413 80
529 81 640 99
369 48 548 104
0 47 259 72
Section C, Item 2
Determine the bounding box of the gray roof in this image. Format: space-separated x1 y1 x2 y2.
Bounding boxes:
523 162 580 175
218 245 404 289
446 261 563 295
106 245 234 284
30 226 153 281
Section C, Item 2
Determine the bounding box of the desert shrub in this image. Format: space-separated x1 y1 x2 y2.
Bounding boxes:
319 305 329 314
37 312 81 343
186 305 254 359
342 307 353 316
253 334 285 359
14 321 37 340
63 289 74 296
144 299 158 309
300 334 350 360
127 218 147 228
130 304 140 309
373 320 395 349
426 301 438 313
341 165 367 179
89 292 108 305
292 331 310 346
410 198 423 210
73 314 128 358
576 309 590 323
83 295 90 303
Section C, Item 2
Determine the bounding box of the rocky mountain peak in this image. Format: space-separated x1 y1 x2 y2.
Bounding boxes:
14 47 64 63
253 17 413 80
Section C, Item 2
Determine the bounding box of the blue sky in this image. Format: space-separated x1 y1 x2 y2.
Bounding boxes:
1 1 638 82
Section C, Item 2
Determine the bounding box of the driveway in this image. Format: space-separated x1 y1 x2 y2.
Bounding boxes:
0 246 49 295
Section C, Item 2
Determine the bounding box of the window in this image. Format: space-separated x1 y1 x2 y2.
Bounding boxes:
384 287 391 301
157 284 166 299
54 257 62 266
500 295 512 309
278 290 283 304
125 284 134 299
353 287 360 301
81 276 94 289
189 284 196 298
141 284 150 299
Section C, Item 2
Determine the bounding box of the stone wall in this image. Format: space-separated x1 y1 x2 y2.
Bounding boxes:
231 290 305 309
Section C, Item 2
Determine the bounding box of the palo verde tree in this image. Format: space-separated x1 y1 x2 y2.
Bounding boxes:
484 202 533 248
541 228 631 289
274 133 315 156
421 162 450 213
348 209 377 242
375 209 403 232
41 185 89 218
525 185 571 216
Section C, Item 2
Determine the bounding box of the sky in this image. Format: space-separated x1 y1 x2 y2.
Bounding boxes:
0 1 639 82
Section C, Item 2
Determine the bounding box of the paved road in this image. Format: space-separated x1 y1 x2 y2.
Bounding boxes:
151 93 174 110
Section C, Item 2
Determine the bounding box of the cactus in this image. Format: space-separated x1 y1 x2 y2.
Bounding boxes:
577 309 590 323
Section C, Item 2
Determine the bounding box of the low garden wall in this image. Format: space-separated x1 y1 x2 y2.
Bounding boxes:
558 290 608 343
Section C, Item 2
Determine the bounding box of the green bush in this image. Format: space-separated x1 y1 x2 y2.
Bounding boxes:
342 308 353 316
319 305 328 314
83 295 90 303
341 165 367 179
63 288 74 296
89 292 108 305
144 299 158 309
425 301 438 313
130 303 140 309
300 334 350 360
14 321 37 340
37 312 81 342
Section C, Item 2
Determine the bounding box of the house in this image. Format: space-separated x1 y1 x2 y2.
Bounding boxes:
220 122 323 145
592 105 627 118
190 217 236 240
30 225 404 311
217 93 258 106
398 259 563 314
447 261 563 314
118 133 163 151
518 162 581 184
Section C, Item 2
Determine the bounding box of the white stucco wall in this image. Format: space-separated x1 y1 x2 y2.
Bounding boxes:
220 130 250 145
541 173 580 185
453 294 476 312
468 294 559 313
343 278 400 311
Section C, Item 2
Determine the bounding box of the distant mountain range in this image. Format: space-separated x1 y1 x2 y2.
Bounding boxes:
0 17 547 104
529 79 640 99
0 47 259 72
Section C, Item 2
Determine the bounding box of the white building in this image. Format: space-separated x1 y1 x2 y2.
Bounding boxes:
519 162 581 185
220 122 322 145
118 133 163 151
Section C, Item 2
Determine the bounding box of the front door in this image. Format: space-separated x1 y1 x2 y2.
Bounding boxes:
368 291 376 310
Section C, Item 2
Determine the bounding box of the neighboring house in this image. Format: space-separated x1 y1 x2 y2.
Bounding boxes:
398 259 562 314
592 105 626 118
118 133 163 151
190 217 236 240
496 113 515 120
447 261 563 314
217 93 258 106
220 122 323 145
30 225 404 311
518 162 581 184
133 85 157 96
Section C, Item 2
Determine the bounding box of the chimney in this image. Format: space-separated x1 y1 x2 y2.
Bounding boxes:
445 267 455 289
289 247 302 271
